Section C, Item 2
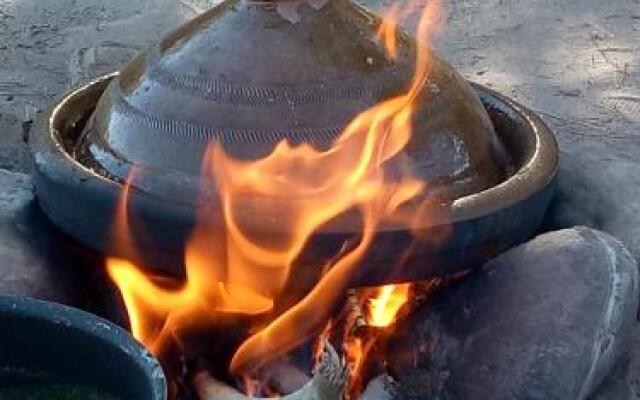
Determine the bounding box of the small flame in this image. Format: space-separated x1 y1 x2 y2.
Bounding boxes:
376 3 400 60
344 336 375 395
376 4 398 60
314 321 334 364
367 284 411 328
108 0 446 395
376 0 441 61
341 283 411 396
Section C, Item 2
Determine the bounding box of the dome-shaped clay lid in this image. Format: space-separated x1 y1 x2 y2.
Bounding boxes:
77 0 511 202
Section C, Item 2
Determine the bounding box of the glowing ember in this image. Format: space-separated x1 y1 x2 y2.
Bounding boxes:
107 0 445 395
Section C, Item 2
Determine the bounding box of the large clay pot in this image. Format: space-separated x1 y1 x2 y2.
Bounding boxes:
31 0 557 286
77 0 510 201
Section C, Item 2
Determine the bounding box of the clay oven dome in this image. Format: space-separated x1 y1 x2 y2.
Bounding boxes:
76 0 511 202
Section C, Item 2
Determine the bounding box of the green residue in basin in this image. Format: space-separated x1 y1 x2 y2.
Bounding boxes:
0 384 121 400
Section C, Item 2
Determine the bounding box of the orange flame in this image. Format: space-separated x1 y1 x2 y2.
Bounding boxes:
107 0 445 393
376 3 401 60
341 283 411 396
107 176 274 353
376 0 441 61
343 336 375 395
367 283 411 328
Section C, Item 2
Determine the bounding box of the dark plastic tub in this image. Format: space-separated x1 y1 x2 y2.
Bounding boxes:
0 295 166 400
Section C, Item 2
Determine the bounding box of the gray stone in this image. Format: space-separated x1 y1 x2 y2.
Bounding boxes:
544 144 640 271
588 324 640 400
0 168 98 306
0 112 32 173
68 43 140 86
388 227 639 400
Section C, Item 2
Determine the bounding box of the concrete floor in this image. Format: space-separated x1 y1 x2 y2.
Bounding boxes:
0 0 638 398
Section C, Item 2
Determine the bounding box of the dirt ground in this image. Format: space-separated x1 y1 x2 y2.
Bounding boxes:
0 0 638 398
0 0 638 169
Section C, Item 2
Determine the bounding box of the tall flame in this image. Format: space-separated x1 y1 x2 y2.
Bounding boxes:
108 0 444 391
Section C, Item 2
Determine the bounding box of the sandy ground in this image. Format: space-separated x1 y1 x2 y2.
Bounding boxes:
0 0 638 164
0 0 638 398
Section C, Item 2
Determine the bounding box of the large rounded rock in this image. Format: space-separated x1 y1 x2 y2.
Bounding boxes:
587 331 640 400
544 146 640 273
389 227 639 400
0 169 99 307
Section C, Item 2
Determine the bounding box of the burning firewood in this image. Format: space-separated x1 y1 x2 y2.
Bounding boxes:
195 340 348 400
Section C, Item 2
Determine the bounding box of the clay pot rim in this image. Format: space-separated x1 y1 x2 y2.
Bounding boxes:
31 73 557 278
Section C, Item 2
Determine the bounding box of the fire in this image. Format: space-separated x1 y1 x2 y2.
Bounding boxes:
376 3 400 60
107 0 445 395
340 283 411 396
367 284 411 328
107 174 274 352
343 337 373 394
